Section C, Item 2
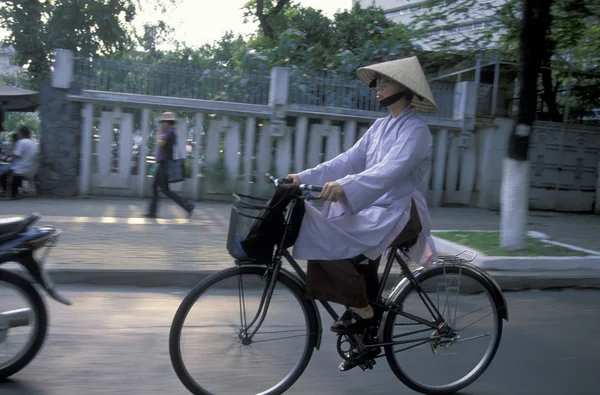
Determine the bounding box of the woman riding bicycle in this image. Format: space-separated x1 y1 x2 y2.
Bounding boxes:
287 56 439 368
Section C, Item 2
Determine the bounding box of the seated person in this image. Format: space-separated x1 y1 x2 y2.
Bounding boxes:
287 56 438 370
0 126 38 198
1 133 19 162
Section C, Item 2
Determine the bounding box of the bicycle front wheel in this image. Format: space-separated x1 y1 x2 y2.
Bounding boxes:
169 265 318 395
382 264 503 395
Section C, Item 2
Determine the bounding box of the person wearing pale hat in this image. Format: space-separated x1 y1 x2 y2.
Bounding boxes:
144 111 195 218
287 56 438 371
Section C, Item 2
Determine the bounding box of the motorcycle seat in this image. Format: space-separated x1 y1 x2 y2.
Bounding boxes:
0 217 28 235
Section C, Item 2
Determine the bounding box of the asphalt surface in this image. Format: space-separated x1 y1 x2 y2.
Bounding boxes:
0 286 599 395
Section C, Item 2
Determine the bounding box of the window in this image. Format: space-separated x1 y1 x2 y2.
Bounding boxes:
426 20 492 37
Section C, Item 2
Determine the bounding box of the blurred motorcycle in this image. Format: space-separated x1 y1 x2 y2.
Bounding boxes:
0 213 71 380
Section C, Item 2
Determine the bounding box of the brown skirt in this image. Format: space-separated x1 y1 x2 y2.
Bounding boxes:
305 257 381 307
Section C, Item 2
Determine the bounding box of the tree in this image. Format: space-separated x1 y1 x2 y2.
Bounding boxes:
411 0 600 123
243 0 292 40
242 2 416 76
500 0 553 250
0 0 136 87
1 112 40 138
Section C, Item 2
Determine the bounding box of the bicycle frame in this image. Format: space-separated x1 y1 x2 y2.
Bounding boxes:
236 197 455 351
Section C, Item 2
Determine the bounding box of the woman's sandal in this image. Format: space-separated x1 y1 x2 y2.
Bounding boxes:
330 309 373 334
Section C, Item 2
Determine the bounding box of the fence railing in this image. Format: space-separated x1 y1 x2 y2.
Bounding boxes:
289 72 384 112
73 57 459 118
73 57 271 105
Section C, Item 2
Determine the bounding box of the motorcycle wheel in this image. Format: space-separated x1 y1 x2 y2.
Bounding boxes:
0 269 48 380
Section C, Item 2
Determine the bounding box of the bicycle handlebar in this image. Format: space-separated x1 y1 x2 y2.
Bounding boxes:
265 173 323 193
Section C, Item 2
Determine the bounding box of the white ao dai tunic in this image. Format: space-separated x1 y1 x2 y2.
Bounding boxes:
293 106 437 267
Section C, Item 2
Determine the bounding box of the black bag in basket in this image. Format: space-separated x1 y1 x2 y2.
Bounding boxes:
240 184 305 260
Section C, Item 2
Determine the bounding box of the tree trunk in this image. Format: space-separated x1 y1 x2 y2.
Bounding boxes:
500 0 553 250
255 0 275 39
540 48 562 122
254 0 291 40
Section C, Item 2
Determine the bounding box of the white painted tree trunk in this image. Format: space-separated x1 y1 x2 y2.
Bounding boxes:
500 157 530 250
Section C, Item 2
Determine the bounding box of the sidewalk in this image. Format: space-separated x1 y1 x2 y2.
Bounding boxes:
1 197 600 289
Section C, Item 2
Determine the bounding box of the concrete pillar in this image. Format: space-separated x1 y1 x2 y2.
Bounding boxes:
191 113 204 200
52 49 74 89
491 62 500 116
137 108 150 198
78 103 94 197
243 117 256 194
343 120 357 151
268 67 290 119
453 81 478 131
294 117 308 172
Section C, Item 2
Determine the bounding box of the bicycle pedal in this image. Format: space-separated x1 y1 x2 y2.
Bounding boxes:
359 359 376 371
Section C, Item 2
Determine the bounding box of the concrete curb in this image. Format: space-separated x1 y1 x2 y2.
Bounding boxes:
31 268 600 292
47 269 218 288
432 236 600 272
5 266 600 291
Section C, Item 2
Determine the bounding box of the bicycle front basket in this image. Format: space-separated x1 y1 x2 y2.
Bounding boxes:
226 194 284 261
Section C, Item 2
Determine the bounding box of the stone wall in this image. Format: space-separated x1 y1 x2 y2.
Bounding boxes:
38 80 82 196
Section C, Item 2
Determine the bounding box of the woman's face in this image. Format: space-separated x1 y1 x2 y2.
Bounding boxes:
375 77 404 101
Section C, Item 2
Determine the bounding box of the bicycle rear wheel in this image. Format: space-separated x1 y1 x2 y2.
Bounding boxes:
169 265 319 395
382 264 503 394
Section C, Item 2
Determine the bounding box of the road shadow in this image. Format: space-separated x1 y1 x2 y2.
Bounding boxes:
0 378 42 394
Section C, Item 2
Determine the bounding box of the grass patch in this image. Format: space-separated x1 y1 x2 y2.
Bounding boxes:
432 231 588 257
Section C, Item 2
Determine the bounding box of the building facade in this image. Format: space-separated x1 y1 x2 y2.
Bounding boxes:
0 45 21 75
353 0 505 51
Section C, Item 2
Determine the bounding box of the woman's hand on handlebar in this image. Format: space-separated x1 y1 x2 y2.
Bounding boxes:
320 182 346 203
286 174 302 186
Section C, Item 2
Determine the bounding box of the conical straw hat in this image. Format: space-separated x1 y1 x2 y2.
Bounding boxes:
357 56 438 113
159 111 177 122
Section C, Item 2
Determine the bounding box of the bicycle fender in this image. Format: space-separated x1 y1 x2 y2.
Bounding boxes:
460 262 509 321
279 268 323 350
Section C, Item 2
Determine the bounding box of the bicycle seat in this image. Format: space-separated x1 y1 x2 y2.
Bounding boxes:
0 216 28 235
389 199 422 251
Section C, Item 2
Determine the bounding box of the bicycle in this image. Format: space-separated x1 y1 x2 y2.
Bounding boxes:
169 174 508 395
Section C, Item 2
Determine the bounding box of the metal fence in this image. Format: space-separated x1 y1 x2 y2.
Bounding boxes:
289 72 385 112
73 57 271 105
73 57 458 118
289 71 457 118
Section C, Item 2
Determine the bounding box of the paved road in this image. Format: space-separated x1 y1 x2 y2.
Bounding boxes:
1 286 599 394
0 198 599 274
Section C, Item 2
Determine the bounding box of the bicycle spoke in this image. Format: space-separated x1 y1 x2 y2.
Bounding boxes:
250 333 309 344
453 304 491 323
456 311 495 332
455 333 490 344
393 339 432 354
393 327 434 339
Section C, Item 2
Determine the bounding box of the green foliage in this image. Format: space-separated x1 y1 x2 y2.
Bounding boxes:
241 2 417 77
1 112 40 139
411 0 599 122
0 0 136 86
